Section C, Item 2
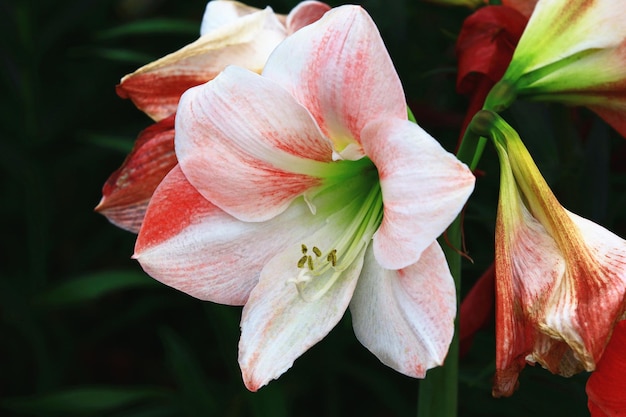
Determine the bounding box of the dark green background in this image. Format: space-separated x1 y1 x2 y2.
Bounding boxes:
2 0 624 415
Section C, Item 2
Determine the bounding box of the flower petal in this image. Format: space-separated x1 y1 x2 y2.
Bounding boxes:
117 6 286 121
586 320 626 417
199 0 263 35
285 1 330 34
176 65 336 222
508 0 626 78
134 165 318 305
361 118 475 270
95 115 177 233
238 221 366 391
262 5 406 157
350 243 456 378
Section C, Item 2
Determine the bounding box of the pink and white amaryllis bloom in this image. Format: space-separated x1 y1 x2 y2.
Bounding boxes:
133 6 475 391
96 0 330 232
491 118 626 397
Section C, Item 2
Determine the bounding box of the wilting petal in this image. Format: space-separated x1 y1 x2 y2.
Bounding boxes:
262 6 406 157
586 320 626 417
350 243 456 378
117 6 286 121
135 165 318 305
96 115 176 233
238 212 367 391
361 118 475 270
286 1 330 34
176 65 338 222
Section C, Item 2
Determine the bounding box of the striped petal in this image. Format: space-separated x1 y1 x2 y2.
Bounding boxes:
117 6 286 121
96 115 176 233
262 6 406 158
361 118 475 270
350 243 456 378
134 165 318 305
175 65 337 222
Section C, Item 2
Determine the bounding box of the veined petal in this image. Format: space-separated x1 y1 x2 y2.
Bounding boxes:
361 118 475 270
285 1 330 34
586 320 626 417
176 65 337 222
507 0 626 79
238 213 367 391
262 6 406 157
134 165 317 305
117 6 286 121
95 115 176 233
350 243 456 378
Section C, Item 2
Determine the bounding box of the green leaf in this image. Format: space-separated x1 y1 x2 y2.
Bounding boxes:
0 386 171 417
82 133 135 153
37 270 158 307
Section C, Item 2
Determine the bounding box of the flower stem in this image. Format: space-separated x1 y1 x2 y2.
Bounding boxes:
417 217 461 417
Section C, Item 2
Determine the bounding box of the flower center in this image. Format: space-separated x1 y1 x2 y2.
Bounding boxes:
288 171 383 302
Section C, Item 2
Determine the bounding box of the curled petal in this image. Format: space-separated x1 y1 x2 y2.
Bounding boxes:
176 66 336 222
134 166 317 305
262 5 406 157
350 243 456 378
361 118 475 270
95 115 176 233
286 1 331 34
117 7 286 121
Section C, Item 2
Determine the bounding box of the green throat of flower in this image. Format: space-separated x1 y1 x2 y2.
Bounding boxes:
288 160 383 302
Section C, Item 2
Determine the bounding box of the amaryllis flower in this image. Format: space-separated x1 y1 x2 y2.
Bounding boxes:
586 320 626 417
96 0 330 232
134 6 475 391
484 0 626 137
490 115 626 397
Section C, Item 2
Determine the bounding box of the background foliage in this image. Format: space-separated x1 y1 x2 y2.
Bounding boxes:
1 0 624 415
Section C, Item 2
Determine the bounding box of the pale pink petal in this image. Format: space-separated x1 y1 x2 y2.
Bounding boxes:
350 243 456 378
117 7 286 121
361 118 475 270
239 241 365 391
134 165 318 305
95 115 177 233
176 65 337 222
285 1 330 34
262 5 406 157
200 1 263 35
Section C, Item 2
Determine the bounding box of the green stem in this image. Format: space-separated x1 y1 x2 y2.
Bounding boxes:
417 218 461 417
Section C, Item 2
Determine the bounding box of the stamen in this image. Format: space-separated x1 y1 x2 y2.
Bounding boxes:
297 255 308 268
312 246 322 257
307 255 314 271
301 244 308 254
327 249 337 267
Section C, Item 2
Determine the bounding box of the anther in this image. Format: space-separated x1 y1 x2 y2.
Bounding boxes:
297 255 308 269
327 249 337 267
301 244 308 254
307 255 314 271
312 246 322 257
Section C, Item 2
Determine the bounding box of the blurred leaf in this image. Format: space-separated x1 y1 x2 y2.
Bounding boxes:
159 327 218 417
37 270 157 307
96 19 199 40
245 384 288 417
82 133 135 154
81 48 156 65
0 386 171 417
